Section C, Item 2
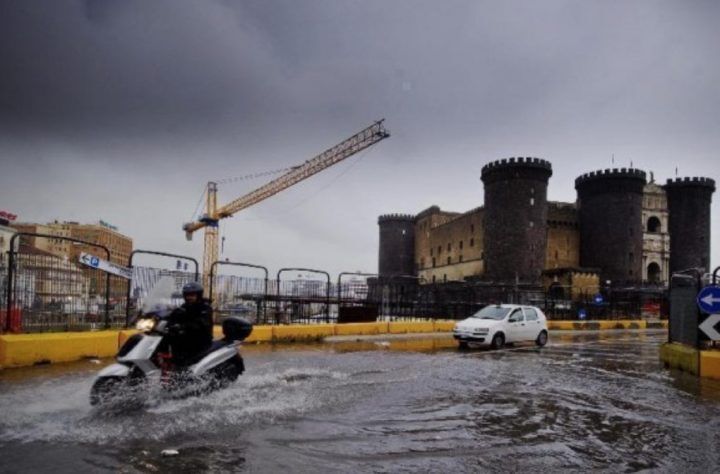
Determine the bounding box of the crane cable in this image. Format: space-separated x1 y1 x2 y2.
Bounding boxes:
237 147 372 221
190 166 298 221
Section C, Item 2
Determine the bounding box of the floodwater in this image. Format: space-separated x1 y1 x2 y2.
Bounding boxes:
1 330 719 473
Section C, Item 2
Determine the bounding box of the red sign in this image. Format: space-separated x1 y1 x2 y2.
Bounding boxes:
0 211 18 221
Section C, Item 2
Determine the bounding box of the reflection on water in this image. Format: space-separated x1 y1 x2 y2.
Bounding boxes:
1 330 720 472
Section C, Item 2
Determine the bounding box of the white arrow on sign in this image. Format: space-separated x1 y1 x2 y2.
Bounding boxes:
700 294 720 306
699 314 720 341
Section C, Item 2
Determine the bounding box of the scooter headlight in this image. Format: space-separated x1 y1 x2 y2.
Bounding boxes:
135 318 156 332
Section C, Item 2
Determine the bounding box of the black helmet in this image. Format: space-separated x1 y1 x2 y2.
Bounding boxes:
182 281 204 298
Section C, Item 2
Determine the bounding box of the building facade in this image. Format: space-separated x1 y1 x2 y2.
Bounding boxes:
379 158 714 289
11 220 133 299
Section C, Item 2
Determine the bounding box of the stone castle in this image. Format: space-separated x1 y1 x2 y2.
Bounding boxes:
378 158 715 292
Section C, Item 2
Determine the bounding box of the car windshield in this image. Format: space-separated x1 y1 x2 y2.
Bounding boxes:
471 306 511 320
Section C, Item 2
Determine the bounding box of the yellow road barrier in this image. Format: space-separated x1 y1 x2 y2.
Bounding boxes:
0 319 667 369
0 331 119 369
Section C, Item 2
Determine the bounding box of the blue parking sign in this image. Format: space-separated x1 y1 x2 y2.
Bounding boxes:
90 256 100 267
578 308 587 320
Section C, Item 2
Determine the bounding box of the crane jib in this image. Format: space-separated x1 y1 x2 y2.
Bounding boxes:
182 120 390 278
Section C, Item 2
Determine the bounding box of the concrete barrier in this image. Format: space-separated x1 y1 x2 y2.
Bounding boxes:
389 321 435 334
0 331 119 369
0 319 668 369
334 322 388 336
273 324 335 342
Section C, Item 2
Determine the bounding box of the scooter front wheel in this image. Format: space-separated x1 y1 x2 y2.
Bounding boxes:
90 373 146 407
90 376 126 406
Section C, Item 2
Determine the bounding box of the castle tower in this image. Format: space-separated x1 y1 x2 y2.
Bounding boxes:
378 214 416 277
665 177 715 274
481 157 552 284
575 168 647 284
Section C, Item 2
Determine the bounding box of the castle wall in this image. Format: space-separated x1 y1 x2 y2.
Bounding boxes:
415 207 484 283
546 202 580 269
665 177 715 274
481 157 552 284
576 168 647 284
378 214 416 277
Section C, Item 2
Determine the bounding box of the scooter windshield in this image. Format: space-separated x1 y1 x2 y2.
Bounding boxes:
141 275 181 317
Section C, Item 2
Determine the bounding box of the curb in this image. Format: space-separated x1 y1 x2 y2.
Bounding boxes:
660 342 720 380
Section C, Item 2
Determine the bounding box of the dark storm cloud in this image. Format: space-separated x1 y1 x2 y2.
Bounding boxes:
1 0 719 273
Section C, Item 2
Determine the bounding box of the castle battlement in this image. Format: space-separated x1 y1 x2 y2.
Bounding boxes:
666 177 716 191
481 157 552 177
575 168 647 188
378 213 416 224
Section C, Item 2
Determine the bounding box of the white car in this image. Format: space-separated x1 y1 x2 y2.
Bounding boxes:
453 304 549 349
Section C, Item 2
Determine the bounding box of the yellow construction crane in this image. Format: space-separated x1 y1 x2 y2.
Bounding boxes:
183 120 390 281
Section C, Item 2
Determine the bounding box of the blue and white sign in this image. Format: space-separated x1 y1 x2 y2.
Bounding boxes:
79 252 133 280
697 286 720 314
578 308 587 320
593 293 604 305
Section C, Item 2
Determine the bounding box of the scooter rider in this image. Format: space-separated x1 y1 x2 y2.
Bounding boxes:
166 281 214 367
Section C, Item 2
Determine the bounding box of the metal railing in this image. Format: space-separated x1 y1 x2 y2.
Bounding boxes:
0 247 671 332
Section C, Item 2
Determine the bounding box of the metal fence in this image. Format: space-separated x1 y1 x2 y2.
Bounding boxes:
0 243 669 333
3 233 121 332
210 261 268 324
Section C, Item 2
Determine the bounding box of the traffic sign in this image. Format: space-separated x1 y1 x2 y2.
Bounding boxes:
578 308 587 320
699 314 720 341
593 293 604 305
697 286 720 314
79 252 133 280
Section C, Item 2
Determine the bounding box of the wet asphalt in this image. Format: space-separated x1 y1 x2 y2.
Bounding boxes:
1 329 719 473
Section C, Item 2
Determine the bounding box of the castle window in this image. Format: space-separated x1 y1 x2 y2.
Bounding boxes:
432 275 436 283
430 248 433 256
647 216 661 233
459 255 463 263
470 238 474 247
438 246 442 254
432 257 436 268
443 274 447 282
447 256 451 265
530 198 535 206
401 229 406 235
447 243 451 251
459 240 463 250
629 252 634 263
470 224 475 233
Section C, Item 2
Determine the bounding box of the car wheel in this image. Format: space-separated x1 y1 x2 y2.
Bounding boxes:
536 330 548 347
458 341 470 350
490 333 504 350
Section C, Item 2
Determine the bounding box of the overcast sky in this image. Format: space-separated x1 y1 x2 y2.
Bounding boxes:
1 0 718 276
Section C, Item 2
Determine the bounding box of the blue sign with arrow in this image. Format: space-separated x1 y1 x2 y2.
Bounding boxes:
697 285 720 314
578 308 587 320
593 293 604 305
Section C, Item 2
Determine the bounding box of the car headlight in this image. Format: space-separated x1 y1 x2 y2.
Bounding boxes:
135 318 155 331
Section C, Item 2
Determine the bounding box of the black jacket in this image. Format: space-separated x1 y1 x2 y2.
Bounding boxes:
166 299 214 364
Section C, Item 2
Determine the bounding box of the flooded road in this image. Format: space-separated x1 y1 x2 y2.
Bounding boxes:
1 329 720 473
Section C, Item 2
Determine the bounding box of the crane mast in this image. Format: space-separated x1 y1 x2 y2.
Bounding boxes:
184 120 390 280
